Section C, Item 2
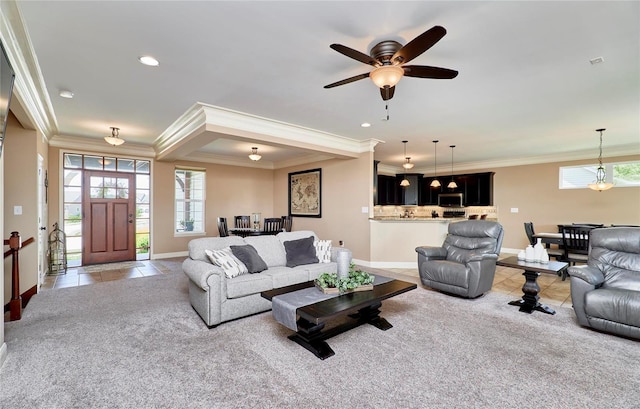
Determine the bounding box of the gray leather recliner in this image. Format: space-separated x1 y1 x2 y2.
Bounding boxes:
568 227 640 340
415 220 504 298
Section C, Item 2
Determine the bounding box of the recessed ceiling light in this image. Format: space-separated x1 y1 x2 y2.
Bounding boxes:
138 55 159 66
59 90 74 99
590 56 604 65
361 122 371 128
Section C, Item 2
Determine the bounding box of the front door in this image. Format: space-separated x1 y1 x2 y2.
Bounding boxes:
82 171 135 265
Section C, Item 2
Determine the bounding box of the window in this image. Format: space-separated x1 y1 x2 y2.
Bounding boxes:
175 169 205 234
559 160 640 189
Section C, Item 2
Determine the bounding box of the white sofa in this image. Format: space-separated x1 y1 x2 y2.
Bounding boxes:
182 230 338 327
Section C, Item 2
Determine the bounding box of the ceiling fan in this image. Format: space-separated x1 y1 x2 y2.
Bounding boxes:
324 25 458 101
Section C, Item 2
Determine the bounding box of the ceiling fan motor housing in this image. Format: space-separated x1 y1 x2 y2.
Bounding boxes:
370 40 403 64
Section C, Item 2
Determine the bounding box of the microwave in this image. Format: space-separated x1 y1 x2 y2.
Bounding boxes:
438 193 464 207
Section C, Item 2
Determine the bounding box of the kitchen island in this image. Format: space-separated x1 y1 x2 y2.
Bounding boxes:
369 218 465 268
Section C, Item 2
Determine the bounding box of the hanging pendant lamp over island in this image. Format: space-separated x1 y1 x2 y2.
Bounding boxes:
400 140 410 187
447 145 458 189
587 128 613 192
430 140 441 187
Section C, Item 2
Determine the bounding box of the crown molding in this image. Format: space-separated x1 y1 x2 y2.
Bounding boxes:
0 1 57 139
154 102 383 161
49 134 156 158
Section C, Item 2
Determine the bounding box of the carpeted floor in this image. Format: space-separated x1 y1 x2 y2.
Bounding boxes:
1 269 638 408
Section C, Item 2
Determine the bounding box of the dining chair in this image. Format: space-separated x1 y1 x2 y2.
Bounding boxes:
262 217 283 234
525 222 563 261
234 215 251 228
217 217 229 237
281 215 293 232
561 225 595 274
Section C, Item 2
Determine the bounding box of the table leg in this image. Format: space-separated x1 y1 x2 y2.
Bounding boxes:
508 270 556 315
289 319 335 360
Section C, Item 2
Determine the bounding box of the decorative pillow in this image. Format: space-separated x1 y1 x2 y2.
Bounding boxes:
230 244 268 274
205 248 248 278
314 239 332 263
284 236 319 267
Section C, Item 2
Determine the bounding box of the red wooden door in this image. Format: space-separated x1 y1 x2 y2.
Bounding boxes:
82 171 135 265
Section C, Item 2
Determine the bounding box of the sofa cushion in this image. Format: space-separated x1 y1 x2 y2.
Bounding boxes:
244 236 287 267
230 244 268 274
262 266 310 288
226 272 274 299
189 236 246 262
205 248 248 278
284 236 319 267
277 230 319 244
305 261 338 280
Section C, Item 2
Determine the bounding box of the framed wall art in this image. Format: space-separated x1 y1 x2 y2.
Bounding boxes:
288 168 321 218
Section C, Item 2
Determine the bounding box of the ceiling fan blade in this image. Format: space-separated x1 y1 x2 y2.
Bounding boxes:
380 86 395 101
324 72 370 89
330 44 379 66
392 26 447 64
403 65 458 79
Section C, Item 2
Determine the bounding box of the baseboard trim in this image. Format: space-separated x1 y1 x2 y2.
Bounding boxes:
3 285 37 314
0 343 7 370
151 251 188 260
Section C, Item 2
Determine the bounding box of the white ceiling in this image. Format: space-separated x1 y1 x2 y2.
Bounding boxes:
11 1 640 171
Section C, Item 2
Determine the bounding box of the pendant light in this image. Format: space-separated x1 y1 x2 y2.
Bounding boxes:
587 128 614 192
447 145 458 189
248 147 262 161
400 140 410 187
430 140 441 187
104 127 124 146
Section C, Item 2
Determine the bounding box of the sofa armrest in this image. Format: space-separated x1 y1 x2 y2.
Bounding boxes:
567 265 605 286
467 253 498 263
182 258 224 290
415 246 447 260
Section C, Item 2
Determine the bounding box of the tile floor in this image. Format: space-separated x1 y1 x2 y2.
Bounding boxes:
40 256 572 309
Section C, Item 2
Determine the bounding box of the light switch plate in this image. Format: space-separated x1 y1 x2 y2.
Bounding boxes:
361 207 369 213
510 208 519 213
14 206 22 215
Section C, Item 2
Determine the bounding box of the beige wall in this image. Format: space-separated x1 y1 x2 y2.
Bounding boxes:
152 160 275 256
485 154 640 251
274 151 374 261
3 114 39 301
45 144 638 264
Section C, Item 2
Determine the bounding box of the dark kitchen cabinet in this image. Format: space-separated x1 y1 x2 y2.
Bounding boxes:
419 177 443 205
376 175 399 205
396 174 421 206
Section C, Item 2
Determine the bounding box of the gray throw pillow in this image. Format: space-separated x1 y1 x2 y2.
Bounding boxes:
230 244 268 274
283 236 319 267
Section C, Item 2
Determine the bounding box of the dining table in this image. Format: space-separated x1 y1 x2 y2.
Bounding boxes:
229 228 281 238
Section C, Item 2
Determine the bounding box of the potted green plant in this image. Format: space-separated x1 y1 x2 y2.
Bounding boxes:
180 219 195 231
315 263 374 294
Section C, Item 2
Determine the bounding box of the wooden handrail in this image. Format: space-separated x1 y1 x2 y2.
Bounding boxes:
4 236 35 259
3 232 34 321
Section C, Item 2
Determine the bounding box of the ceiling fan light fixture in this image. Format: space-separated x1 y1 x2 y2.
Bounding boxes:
248 147 262 161
370 65 404 88
104 127 125 146
587 128 614 192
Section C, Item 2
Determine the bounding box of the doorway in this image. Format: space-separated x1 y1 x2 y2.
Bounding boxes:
82 171 135 265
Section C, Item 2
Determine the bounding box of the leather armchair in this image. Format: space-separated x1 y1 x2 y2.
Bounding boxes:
568 227 640 340
415 220 504 298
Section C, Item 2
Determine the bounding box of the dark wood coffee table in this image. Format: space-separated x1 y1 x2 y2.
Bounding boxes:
497 256 569 315
261 278 416 360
